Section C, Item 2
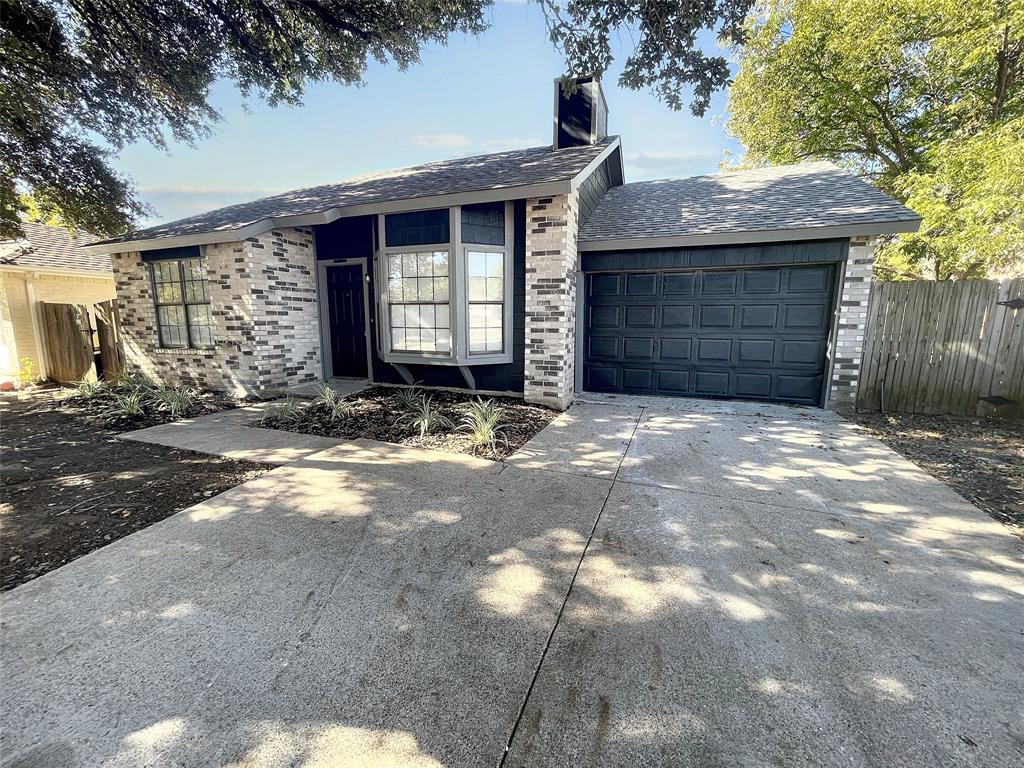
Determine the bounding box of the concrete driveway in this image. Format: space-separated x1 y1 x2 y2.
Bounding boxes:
2 397 1022 767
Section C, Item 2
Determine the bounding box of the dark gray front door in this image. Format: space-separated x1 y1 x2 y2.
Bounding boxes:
582 264 836 405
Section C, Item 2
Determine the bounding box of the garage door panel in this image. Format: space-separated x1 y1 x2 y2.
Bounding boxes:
662 305 695 328
699 305 735 328
583 264 835 405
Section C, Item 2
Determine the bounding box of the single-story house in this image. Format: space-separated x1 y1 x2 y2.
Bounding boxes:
83 78 921 410
1 222 116 386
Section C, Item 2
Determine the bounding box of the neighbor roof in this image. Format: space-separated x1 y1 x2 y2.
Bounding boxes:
86 138 622 254
579 161 921 250
0 222 110 274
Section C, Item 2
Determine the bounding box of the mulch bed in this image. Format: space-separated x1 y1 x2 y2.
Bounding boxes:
847 410 1024 533
53 385 248 430
259 386 559 460
0 391 270 591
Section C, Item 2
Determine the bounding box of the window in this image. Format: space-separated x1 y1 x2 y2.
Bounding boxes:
386 251 451 353
149 256 214 348
376 202 513 364
467 250 505 353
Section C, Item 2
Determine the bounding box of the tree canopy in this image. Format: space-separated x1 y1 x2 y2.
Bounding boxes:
1 0 757 241
727 0 1024 280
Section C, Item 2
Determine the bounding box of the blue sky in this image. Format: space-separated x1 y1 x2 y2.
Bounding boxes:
113 1 741 225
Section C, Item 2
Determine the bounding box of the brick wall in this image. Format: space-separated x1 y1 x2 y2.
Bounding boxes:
829 236 875 408
111 227 320 397
523 192 580 410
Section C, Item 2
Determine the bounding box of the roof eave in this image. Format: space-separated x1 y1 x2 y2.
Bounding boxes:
80 178 579 255
0 263 114 278
578 218 923 252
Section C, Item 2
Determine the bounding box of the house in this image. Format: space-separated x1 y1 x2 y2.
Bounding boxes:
1 222 116 386
82 78 921 410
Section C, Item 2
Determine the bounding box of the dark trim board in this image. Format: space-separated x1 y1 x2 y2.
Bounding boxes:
581 239 849 273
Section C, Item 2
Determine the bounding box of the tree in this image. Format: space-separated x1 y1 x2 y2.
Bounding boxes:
540 0 755 114
0 0 488 239
727 0 1024 280
1 0 759 240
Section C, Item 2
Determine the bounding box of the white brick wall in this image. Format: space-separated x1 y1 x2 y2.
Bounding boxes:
829 236 875 408
524 193 579 410
111 227 320 397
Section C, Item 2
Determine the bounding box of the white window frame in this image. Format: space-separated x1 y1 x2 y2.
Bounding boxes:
375 202 514 366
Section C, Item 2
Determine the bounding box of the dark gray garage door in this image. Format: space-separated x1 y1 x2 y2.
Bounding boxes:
582 264 836 404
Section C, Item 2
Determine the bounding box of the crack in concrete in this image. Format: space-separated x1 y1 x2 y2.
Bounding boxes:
496 406 646 767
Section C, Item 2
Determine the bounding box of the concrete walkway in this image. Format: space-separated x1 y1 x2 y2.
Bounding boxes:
2 396 1021 767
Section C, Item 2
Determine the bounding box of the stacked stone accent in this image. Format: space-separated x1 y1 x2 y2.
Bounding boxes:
111 227 320 397
524 193 580 410
829 236 875 409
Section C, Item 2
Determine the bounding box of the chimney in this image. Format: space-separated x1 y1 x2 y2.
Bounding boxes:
553 76 608 150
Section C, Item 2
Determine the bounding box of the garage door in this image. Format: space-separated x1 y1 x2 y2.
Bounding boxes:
582 264 836 404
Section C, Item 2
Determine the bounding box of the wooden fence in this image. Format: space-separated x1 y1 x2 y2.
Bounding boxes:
38 299 125 383
857 278 1024 418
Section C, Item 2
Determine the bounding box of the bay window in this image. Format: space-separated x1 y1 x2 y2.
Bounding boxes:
376 202 513 365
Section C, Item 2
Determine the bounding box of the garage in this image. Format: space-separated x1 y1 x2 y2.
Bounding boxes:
581 261 837 405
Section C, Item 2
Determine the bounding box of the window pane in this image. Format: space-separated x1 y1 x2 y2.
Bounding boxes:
435 305 450 328
388 255 403 280
484 304 502 328
152 261 182 303
433 277 449 301
486 252 503 278
187 304 214 347
182 258 208 303
390 305 405 328
468 251 487 277
402 253 417 277
486 277 503 301
158 305 186 347
431 251 448 276
436 328 451 353
469 277 487 301
417 277 434 302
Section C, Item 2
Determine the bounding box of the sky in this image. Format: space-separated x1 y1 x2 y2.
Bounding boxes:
112 1 742 226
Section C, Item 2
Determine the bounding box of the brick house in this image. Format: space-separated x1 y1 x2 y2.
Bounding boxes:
83 79 920 410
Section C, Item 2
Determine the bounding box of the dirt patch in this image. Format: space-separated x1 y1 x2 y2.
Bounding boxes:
52 384 248 431
1 392 270 591
847 410 1023 533
258 386 559 460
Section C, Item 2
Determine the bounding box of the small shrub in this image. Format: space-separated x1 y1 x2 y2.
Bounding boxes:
150 385 201 417
107 370 153 394
261 397 305 426
17 357 40 388
111 389 147 416
72 379 107 399
314 383 352 422
394 383 424 412
460 398 509 457
395 394 452 438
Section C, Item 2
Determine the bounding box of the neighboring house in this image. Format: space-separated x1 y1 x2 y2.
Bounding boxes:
83 78 921 410
0 222 115 385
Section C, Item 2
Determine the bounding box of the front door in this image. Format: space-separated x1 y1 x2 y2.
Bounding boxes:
325 264 368 378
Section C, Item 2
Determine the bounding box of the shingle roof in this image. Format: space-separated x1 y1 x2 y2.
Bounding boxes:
90 139 619 249
0 222 110 273
580 161 920 245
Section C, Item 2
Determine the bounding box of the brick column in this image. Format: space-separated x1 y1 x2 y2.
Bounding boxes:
829 235 875 409
524 193 579 410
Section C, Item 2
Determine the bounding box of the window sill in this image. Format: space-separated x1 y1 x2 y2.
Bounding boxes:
152 346 217 355
380 350 512 367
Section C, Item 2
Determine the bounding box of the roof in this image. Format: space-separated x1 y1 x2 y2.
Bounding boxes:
86 138 622 253
0 222 111 274
579 161 921 250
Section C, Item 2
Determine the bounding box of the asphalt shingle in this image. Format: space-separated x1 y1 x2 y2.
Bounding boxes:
0 222 110 273
90 139 618 248
580 161 920 244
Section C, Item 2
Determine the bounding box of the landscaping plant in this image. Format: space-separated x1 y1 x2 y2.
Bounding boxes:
394 383 424 412
73 379 107 399
262 398 306 426
460 397 509 457
396 394 452 438
150 385 201 418
111 389 147 417
314 383 352 422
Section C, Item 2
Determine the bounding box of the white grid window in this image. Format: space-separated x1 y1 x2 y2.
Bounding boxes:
467 250 505 353
386 251 451 353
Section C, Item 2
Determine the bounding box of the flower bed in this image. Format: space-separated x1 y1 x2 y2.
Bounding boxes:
257 385 558 460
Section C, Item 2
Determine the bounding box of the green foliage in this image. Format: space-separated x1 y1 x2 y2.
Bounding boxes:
0 0 488 238
111 389 146 416
394 384 425 412
72 379 107 399
105 370 154 394
314 383 351 422
262 397 305 426
16 357 39 387
727 0 1024 279
539 0 755 115
395 394 452 438
459 397 508 457
149 385 201 417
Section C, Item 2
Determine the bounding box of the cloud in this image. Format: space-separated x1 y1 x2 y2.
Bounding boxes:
477 137 546 152
410 133 473 149
625 149 724 181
